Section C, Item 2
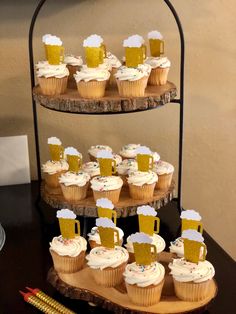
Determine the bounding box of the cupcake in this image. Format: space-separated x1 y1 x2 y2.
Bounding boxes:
64 54 83 86
112 153 122 166
169 258 215 301
104 52 122 86
59 171 90 201
50 235 87 273
86 246 128 287
145 56 171 85
125 233 165 263
82 161 100 178
42 160 68 188
36 63 69 96
90 176 123 204
153 160 174 191
169 237 185 258
119 144 141 159
88 226 124 249
74 65 110 98
127 170 158 200
88 145 112 162
117 159 138 186
124 261 165 306
115 65 150 97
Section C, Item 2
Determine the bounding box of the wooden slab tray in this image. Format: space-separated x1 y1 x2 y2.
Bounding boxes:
41 181 175 217
48 252 217 314
33 82 177 114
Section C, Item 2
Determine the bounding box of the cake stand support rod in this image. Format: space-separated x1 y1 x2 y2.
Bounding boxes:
28 0 47 182
164 0 185 214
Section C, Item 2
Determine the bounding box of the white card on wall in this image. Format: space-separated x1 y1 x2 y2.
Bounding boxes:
0 135 31 186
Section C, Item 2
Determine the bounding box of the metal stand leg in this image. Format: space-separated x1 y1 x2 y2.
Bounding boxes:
83 217 88 238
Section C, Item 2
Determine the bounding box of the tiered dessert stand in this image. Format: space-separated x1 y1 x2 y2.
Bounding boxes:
28 0 217 313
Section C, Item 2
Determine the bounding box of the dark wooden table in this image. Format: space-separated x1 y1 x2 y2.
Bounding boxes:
0 182 235 314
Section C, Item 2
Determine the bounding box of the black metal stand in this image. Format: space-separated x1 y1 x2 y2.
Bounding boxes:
28 0 185 214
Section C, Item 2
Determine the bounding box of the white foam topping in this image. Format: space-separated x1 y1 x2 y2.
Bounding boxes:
97 150 113 159
44 35 62 46
64 147 81 157
56 208 76 219
47 137 62 145
135 146 152 155
182 230 204 242
83 34 103 48
123 35 142 48
96 217 115 228
180 210 202 221
137 205 157 217
148 30 163 40
42 34 52 43
129 232 152 244
96 198 114 209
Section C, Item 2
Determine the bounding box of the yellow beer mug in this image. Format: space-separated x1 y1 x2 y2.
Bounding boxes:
142 44 147 60
130 232 156 265
125 47 143 68
149 39 164 57
138 215 160 235
97 150 116 176
45 45 64 65
48 137 63 161
98 226 119 249
136 146 154 172
180 210 203 234
182 229 206 264
64 147 82 172
97 207 117 225
99 43 106 63
57 209 80 239
85 47 101 68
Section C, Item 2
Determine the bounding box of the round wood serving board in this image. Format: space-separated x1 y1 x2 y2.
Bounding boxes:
33 82 177 114
41 181 175 217
48 252 217 314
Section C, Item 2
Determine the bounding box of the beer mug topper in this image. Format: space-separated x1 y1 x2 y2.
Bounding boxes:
135 146 154 172
96 198 117 225
83 34 104 68
64 147 82 173
137 205 160 235
43 34 64 65
48 137 63 161
180 210 203 234
148 30 164 57
56 208 80 239
96 217 119 249
97 150 116 176
123 35 144 68
182 229 207 264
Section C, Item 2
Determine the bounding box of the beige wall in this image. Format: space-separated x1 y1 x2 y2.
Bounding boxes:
1 0 235 259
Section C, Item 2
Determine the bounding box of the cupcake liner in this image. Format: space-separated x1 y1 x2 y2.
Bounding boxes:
173 278 213 301
128 183 155 200
50 249 85 274
90 262 127 287
116 77 147 97
60 182 89 202
38 76 68 96
92 188 122 204
44 171 66 188
155 172 173 191
148 67 169 86
77 80 107 98
125 280 164 306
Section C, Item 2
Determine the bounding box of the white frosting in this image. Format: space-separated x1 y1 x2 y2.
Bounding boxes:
152 152 160 163
42 160 68 175
50 235 87 257
35 61 49 70
169 258 215 283
153 160 174 175
83 34 103 47
97 150 113 159
182 230 204 242
98 61 112 72
148 31 163 40
135 146 152 155
96 217 115 228
74 66 110 82
180 210 202 221
115 66 149 81
64 55 83 66
56 209 76 219
104 52 122 69
117 159 138 175
48 137 62 145
59 171 90 187
126 234 165 253
123 35 143 48
137 63 152 75
127 170 158 186
86 246 128 269
44 35 62 46
82 162 100 177
129 232 152 244
91 176 123 191
119 144 141 158
137 205 157 216
124 262 165 287
145 57 171 69
88 145 112 158
64 147 81 157
37 63 69 78
88 226 124 244
96 198 114 209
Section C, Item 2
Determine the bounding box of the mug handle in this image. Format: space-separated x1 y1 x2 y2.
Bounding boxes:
78 157 82 170
112 210 117 225
60 146 64 159
161 40 165 55
60 46 65 62
75 220 80 236
199 243 207 261
149 156 154 170
112 160 117 174
151 244 157 261
114 229 120 246
154 217 160 234
198 222 203 234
